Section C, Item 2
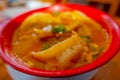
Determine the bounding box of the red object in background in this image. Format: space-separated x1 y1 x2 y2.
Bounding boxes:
56 0 61 3
0 4 120 77
56 0 68 3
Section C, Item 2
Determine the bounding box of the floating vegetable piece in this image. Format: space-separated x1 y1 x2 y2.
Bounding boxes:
57 11 87 31
20 12 55 33
53 11 60 16
81 35 92 43
41 43 50 51
32 34 87 63
32 34 88 69
52 25 65 33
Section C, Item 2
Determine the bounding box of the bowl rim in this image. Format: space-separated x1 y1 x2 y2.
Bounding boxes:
0 3 120 77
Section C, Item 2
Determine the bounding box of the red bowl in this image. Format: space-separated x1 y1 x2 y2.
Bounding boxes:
0 4 120 77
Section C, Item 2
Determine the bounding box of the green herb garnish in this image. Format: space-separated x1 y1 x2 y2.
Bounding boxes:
92 54 99 59
92 47 104 59
98 47 104 53
89 45 96 51
42 43 50 51
53 11 60 16
80 35 92 43
51 41 58 45
52 25 66 33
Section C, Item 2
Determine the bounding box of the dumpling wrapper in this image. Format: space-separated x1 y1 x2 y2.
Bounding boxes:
32 34 88 69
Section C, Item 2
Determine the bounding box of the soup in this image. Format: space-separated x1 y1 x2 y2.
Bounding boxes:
12 10 110 70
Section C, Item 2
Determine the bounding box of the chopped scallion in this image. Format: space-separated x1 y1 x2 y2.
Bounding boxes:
98 47 104 53
92 54 99 59
53 11 60 16
80 35 92 43
42 43 50 51
52 25 65 33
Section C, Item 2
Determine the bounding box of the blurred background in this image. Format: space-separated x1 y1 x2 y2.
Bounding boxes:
0 0 120 80
0 0 120 23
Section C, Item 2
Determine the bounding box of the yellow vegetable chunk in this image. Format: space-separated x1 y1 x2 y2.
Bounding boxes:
32 34 88 69
58 11 81 31
20 12 55 33
58 10 102 32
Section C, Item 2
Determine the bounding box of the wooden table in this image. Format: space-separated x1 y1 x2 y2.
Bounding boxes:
0 59 12 80
92 51 120 80
87 0 120 16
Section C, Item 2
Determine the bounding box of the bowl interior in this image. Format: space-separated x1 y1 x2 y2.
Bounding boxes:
0 4 120 77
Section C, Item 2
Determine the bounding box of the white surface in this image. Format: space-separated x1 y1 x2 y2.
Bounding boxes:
2 0 51 18
3 7 28 18
26 1 51 10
